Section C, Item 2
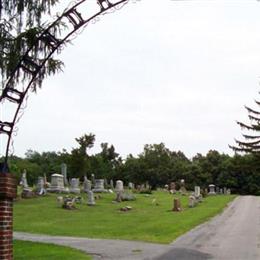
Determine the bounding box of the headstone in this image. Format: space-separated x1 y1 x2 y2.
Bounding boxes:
227 188 231 195
115 180 124 191
20 169 33 198
44 173 50 188
115 180 124 202
93 179 107 193
136 185 141 191
195 186 200 198
145 181 150 190
61 163 68 186
91 174 95 188
87 190 95 206
223 187 227 194
220 188 223 194
170 182 176 193
121 193 136 201
36 177 46 195
189 195 196 208
172 198 181 212
83 176 92 193
216 186 220 194
110 179 114 189
208 184 216 195
104 178 108 189
128 182 134 189
70 178 80 194
180 179 187 195
115 191 123 202
47 174 65 193
20 169 29 188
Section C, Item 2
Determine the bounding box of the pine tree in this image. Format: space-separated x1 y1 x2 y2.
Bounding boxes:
230 94 260 153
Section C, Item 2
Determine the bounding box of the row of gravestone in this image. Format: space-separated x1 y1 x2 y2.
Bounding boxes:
167 181 231 196
19 170 134 203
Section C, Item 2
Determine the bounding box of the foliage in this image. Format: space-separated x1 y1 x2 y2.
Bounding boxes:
0 0 64 88
14 192 236 244
14 240 92 260
8 132 260 195
230 93 260 153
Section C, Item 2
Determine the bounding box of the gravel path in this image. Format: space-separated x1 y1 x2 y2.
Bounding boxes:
14 196 260 259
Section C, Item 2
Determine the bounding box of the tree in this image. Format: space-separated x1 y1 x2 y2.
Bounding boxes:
93 143 120 179
0 0 64 89
70 133 95 177
230 95 260 154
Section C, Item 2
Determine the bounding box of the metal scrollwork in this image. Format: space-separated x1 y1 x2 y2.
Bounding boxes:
0 0 134 172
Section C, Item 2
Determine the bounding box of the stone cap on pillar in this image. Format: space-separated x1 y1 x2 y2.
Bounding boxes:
0 173 17 199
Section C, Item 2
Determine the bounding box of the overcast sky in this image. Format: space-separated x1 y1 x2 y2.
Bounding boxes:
2 0 260 159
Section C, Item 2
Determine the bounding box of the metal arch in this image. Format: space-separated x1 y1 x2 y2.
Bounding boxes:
0 0 132 172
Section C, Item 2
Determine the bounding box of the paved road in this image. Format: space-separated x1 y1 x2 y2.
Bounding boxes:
14 196 260 259
155 195 260 260
14 232 170 259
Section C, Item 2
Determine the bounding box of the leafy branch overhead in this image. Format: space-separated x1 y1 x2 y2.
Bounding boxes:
0 0 65 89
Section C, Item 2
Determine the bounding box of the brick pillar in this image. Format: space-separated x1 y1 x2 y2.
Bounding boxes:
0 173 17 260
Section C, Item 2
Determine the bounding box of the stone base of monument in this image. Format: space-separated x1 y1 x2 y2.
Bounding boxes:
70 188 81 194
121 193 136 201
21 188 35 199
47 187 67 193
36 188 47 196
92 188 108 193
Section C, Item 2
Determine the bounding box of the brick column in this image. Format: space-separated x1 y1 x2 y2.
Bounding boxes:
0 173 17 260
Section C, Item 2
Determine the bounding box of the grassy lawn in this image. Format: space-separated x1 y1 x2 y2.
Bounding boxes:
14 191 236 244
14 240 92 260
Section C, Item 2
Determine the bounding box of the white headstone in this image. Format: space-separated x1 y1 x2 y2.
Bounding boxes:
70 178 80 194
115 180 124 191
93 179 107 193
110 179 114 189
61 163 68 186
189 195 196 208
195 186 200 197
36 177 46 195
208 184 216 195
87 190 95 206
47 174 65 193
20 169 29 188
83 176 91 192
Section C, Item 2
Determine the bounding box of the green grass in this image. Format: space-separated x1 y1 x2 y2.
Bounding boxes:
14 192 236 244
14 240 92 259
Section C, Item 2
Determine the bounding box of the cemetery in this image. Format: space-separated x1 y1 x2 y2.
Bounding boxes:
1 0 259 259
14 171 235 245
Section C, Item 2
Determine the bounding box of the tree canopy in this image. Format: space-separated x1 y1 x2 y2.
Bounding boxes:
5 132 260 195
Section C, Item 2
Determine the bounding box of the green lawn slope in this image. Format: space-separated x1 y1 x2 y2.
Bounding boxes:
14 191 236 244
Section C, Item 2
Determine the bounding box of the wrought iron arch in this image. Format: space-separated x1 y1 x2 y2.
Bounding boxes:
0 0 135 172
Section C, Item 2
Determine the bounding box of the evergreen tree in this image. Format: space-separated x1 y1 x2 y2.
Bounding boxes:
230 94 260 153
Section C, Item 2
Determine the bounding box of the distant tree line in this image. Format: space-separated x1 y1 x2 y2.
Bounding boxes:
5 133 260 195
